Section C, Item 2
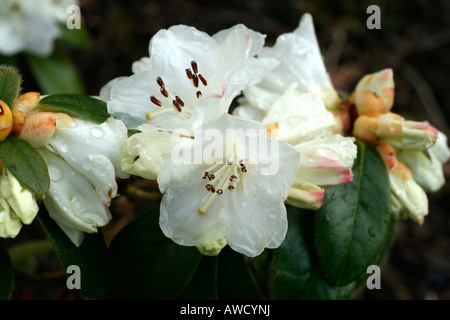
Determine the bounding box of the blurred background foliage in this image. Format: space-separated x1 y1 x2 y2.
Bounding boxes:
3 0 449 299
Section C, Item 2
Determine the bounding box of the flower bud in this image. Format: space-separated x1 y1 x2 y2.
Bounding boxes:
351 68 395 116
353 115 380 146
12 92 40 113
286 177 325 210
376 113 437 151
0 100 13 142
389 161 428 225
15 112 57 148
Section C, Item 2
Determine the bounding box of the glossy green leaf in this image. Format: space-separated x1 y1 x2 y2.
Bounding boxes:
272 206 355 299
0 65 21 107
38 207 108 299
178 246 262 300
0 246 13 300
37 94 110 124
24 46 84 95
315 140 391 286
0 137 49 197
107 207 203 299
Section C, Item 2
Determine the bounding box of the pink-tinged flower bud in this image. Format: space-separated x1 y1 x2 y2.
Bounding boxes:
14 112 57 148
353 115 380 146
375 141 398 171
12 92 40 113
376 113 438 151
286 178 325 210
351 68 395 116
0 100 13 142
389 161 428 225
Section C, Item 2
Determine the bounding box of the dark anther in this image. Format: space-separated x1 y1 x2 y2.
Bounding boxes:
150 95 162 107
186 68 193 80
160 87 169 98
191 60 198 74
175 96 185 107
156 76 165 88
192 74 199 88
199 74 207 86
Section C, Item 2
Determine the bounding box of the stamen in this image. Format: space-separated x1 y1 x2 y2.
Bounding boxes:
150 95 162 107
191 60 198 74
192 74 199 88
196 91 202 99
156 76 165 88
198 159 246 215
160 87 169 98
172 100 182 112
185 68 193 80
199 74 207 86
175 96 185 107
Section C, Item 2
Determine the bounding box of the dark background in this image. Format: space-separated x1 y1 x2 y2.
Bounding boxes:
6 0 450 299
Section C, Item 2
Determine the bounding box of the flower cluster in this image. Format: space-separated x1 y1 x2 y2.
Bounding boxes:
350 69 449 224
0 88 128 245
0 12 447 262
0 0 79 57
101 14 358 257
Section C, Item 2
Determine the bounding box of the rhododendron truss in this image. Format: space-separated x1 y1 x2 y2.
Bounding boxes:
0 11 447 301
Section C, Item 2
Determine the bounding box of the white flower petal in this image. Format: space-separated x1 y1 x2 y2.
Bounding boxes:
40 149 111 246
262 86 336 145
158 113 299 256
47 117 128 205
294 135 357 186
0 198 22 238
0 168 38 225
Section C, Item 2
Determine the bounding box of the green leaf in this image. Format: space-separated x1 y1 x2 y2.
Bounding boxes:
8 240 54 276
315 140 391 286
0 65 21 107
178 246 262 300
24 46 85 95
37 94 110 124
38 207 108 299
0 246 13 300
107 207 203 299
0 137 49 197
272 206 355 299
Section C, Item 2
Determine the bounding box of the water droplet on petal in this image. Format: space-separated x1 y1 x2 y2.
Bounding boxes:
82 159 92 171
90 127 104 138
270 213 276 219
60 144 70 153
48 163 64 182
241 201 248 208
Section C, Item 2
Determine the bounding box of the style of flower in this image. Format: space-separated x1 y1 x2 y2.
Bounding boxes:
157 113 300 257
0 0 80 56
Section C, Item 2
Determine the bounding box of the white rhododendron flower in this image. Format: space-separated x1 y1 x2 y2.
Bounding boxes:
39 117 129 245
157 114 300 257
104 23 265 131
0 0 79 56
0 167 39 238
238 13 340 114
235 84 357 209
